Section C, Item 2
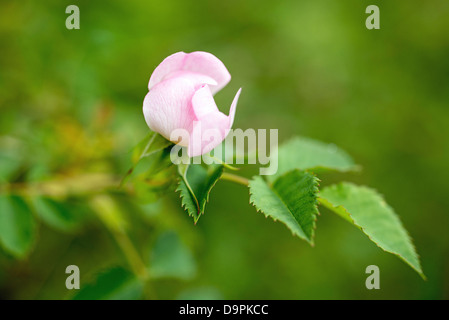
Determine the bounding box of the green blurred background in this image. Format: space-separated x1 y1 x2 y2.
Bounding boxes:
1 0 448 299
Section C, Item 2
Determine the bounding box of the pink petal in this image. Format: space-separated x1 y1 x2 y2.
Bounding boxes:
190 84 221 118
143 76 197 143
166 70 217 90
228 88 242 128
187 86 242 157
148 51 231 95
148 52 185 90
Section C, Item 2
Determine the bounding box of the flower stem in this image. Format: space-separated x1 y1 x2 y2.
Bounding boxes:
111 229 149 280
91 195 149 281
221 172 249 186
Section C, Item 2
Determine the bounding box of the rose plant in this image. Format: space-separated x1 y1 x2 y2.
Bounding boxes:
0 52 425 298
133 51 425 279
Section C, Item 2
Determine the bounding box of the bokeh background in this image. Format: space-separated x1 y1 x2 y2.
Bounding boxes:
1 0 448 299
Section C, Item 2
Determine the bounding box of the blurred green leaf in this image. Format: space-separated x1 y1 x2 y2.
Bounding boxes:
0 195 36 258
132 179 160 204
249 170 320 244
72 267 143 300
271 137 358 181
177 287 223 300
176 164 224 223
150 231 196 280
319 182 424 278
32 197 87 233
0 155 21 183
0 137 25 183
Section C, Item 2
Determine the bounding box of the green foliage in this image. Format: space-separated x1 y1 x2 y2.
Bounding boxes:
271 137 358 181
32 196 87 233
91 195 128 233
131 131 173 165
2 0 442 298
150 231 196 280
177 287 223 300
246 137 424 278
0 195 36 258
176 164 224 223
131 147 178 203
249 170 320 244
73 267 144 300
0 155 21 184
122 131 173 187
319 182 424 277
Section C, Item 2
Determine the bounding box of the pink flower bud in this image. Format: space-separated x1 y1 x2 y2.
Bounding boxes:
143 51 241 157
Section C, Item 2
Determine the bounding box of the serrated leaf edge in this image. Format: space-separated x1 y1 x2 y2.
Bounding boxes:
248 170 320 246
175 165 224 224
319 182 425 279
175 177 200 223
199 166 224 214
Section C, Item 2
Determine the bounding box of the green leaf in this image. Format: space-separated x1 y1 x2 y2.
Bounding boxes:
131 131 173 165
72 267 143 300
32 197 87 232
130 148 178 204
121 131 173 187
0 195 36 258
249 169 320 244
149 231 196 280
319 182 424 278
271 137 358 181
176 164 224 223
